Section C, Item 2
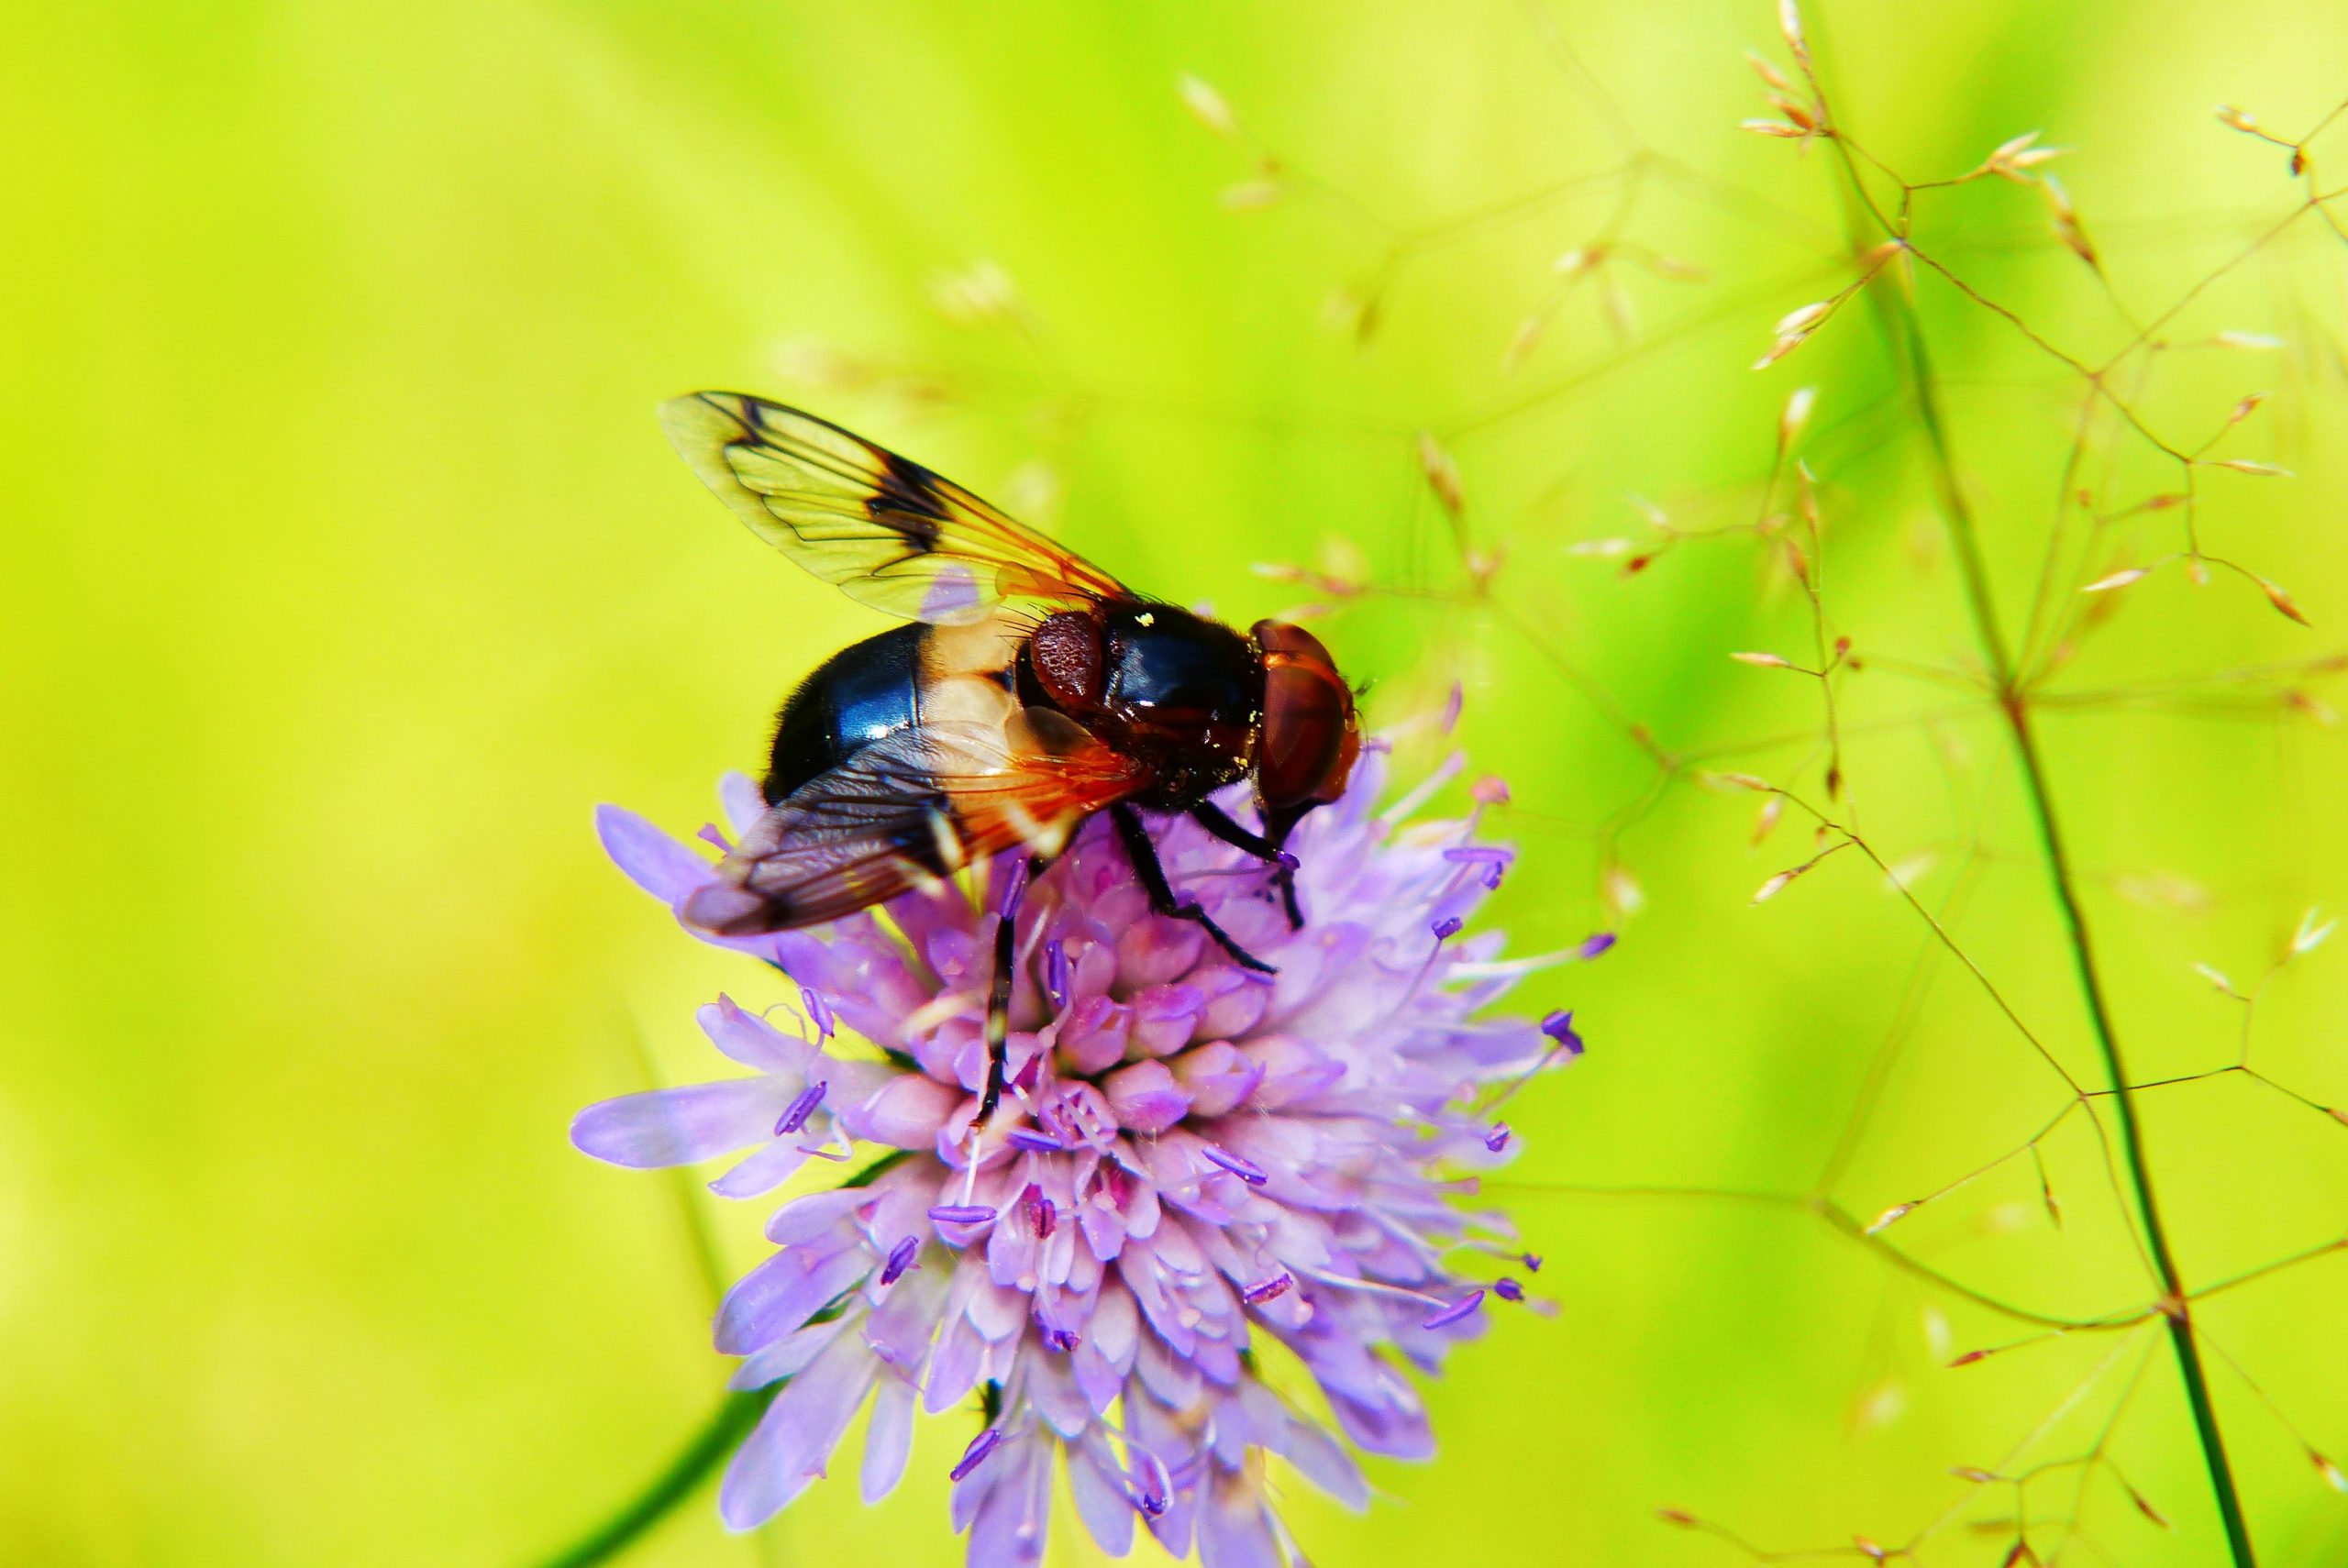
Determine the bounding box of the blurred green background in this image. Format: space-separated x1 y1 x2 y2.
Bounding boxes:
6 1 2346 1563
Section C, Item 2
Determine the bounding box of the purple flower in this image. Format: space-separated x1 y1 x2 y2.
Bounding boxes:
578 743 1579 1564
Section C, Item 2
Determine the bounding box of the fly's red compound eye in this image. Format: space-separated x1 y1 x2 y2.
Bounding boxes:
1251 620 1360 810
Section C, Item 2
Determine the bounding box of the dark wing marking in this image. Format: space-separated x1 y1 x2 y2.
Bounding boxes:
678 715 1148 935
659 392 1130 624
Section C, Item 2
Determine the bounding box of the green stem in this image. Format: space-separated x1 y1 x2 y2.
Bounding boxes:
1850 193 2258 1567
530 1386 779 1568
2001 696 2257 1567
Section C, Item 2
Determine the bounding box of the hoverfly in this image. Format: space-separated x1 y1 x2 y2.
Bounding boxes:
659 392 1362 1123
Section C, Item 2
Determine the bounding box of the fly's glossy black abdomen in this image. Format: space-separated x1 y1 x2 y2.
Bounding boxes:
765 622 925 804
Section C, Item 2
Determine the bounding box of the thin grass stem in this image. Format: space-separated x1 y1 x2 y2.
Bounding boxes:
1821 116 2263 1568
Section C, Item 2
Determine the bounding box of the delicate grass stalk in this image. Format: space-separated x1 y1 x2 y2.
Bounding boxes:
1831 145 2260 1568
1999 677 2259 1568
531 1386 779 1568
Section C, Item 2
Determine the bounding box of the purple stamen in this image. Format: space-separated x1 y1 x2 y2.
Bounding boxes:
996 858 1030 921
1241 1271 1294 1305
1484 1121 1511 1153
1021 1182 1056 1240
1045 939 1069 1010
1036 1314 1080 1353
880 1236 920 1285
1007 1127 1065 1154
1430 915 1463 940
1202 1145 1268 1186
1523 1252 1544 1273
1541 1010 1584 1059
800 987 835 1042
1422 1288 1486 1330
1275 850 1300 870
1575 931 1617 961
1485 865 1505 890
949 1427 1002 1482
773 1080 826 1135
1493 1276 1525 1302
927 1204 997 1227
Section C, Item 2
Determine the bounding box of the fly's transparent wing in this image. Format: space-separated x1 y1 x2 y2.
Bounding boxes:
660 392 1129 624
679 714 1147 934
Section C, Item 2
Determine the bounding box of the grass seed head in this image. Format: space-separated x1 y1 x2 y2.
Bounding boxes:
1778 385 1817 451
1220 179 1284 210
1417 432 1466 517
1177 74 1240 139
2254 573 2310 625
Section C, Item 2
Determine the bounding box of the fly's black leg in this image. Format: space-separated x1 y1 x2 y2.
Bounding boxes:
1190 800 1296 866
1112 802 1277 974
977 856 1047 1125
1191 799 1309 933
1257 802 1312 931
1269 863 1304 931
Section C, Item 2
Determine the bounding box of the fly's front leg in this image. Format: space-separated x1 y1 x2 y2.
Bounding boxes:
1256 802 1313 931
1190 799 1298 867
1191 798 1308 933
1112 802 1276 974
1269 866 1303 930
978 856 1047 1125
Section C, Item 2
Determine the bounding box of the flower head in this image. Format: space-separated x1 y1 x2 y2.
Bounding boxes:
578 743 1579 1564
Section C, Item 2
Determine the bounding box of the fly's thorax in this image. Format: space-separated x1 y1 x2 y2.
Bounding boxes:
1091 603 1260 803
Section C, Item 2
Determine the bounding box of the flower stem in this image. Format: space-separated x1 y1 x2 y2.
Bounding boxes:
530 1386 779 1568
1846 193 2258 1567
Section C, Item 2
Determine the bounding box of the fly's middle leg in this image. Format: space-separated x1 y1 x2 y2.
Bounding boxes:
978 855 1049 1124
1112 803 1277 974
